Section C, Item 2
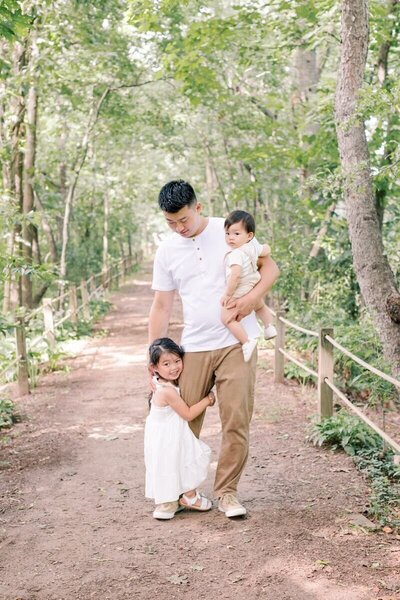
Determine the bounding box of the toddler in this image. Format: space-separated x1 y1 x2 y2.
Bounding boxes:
145 337 215 520
221 210 277 362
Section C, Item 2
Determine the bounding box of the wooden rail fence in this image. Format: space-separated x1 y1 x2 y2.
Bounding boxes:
0 254 140 396
272 310 400 462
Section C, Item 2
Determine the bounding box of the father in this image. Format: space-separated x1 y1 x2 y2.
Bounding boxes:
148 180 279 518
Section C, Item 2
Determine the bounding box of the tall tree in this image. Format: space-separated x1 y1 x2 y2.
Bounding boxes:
335 0 400 374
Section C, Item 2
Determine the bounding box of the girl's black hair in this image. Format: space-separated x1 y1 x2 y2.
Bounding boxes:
224 209 256 234
148 338 185 410
148 337 185 366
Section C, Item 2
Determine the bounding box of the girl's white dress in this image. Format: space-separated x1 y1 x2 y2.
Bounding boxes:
144 380 211 504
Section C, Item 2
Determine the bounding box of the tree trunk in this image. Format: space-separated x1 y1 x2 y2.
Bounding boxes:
0 71 12 313
34 191 58 263
205 150 217 216
59 88 110 284
1 41 26 311
102 190 109 272
21 83 38 308
335 0 400 375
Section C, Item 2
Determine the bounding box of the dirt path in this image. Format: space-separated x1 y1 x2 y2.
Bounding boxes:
1 267 399 600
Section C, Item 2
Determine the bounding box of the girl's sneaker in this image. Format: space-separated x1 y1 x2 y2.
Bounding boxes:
242 338 258 362
153 501 183 520
264 324 277 340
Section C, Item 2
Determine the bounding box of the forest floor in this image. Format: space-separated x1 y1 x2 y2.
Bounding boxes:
1 265 399 600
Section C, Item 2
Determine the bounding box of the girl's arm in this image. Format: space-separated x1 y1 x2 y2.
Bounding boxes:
161 388 215 421
221 264 242 306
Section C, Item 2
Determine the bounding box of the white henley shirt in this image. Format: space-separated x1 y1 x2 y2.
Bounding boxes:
152 217 260 351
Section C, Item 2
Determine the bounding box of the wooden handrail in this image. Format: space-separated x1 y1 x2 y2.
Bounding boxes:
0 255 137 390
325 334 400 389
279 316 318 338
325 378 400 455
279 348 318 378
273 313 400 458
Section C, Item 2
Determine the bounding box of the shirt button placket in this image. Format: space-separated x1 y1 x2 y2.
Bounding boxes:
194 239 205 272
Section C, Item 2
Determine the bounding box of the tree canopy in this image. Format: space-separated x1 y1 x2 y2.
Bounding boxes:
0 0 399 373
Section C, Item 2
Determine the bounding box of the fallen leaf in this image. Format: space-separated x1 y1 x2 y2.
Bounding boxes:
382 526 393 534
315 559 330 568
167 574 189 585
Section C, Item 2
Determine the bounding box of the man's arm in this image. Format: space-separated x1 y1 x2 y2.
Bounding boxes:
259 243 271 258
226 255 280 322
148 290 175 342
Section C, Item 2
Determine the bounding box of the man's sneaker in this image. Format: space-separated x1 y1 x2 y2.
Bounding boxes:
264 324 277 340
242 338 258 362
153 500 183 520
218 493 247 518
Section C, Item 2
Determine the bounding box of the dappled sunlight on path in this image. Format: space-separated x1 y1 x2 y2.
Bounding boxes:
0 265 398 600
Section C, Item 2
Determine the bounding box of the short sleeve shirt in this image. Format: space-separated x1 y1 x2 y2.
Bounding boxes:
152 217 261 351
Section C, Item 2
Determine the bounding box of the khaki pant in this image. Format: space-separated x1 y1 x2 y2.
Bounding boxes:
178 343 257 497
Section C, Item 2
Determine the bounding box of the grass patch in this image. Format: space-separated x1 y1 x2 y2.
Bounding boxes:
0 398 20 429
308 409 400 529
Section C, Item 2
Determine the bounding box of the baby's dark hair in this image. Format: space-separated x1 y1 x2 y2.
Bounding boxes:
149 337 185 366
224 209 256 234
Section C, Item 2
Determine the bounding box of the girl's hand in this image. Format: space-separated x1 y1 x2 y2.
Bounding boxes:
207 391 216 406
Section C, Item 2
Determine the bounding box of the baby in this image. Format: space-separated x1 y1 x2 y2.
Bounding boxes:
221 210 277 362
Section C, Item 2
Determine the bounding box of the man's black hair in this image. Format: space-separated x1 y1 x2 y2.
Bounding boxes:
158 180 197 213
224 210 256 234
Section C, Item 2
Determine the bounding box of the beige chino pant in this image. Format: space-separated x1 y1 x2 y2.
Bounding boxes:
178 343 257 497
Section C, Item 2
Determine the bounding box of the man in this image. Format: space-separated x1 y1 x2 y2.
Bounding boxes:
148 180 279 519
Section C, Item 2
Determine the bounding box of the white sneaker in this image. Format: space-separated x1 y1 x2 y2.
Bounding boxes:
218 493 247 518
153 501 183 520
242 338 258 362
264 324 277 340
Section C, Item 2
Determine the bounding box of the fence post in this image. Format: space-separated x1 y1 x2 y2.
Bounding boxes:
88 275 96 298
42 298 56 350
69 285 78 324
101 267 108 290
114 264 120 289
274 311 285 383
80 280 91 320
15 316 29 395
318 328 334 419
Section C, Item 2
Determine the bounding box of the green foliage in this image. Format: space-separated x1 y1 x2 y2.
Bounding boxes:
308 410 400 526
0 398 20 429
0 2 31 41
308 410 382 454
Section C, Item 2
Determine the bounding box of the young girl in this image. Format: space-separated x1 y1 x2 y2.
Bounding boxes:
145 337 215 520
221 210 277 362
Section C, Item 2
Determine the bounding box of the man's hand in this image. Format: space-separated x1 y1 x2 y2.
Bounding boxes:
225 291 257 323
148 363 157 392
220 294 233 307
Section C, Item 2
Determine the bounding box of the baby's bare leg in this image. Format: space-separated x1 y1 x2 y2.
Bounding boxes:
221 305 249 345
255 300 273 328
